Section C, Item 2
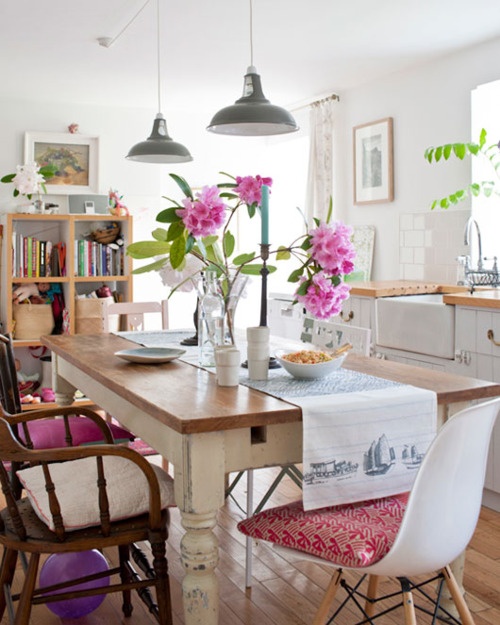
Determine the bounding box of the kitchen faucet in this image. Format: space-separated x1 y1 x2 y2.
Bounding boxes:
464 216 483 270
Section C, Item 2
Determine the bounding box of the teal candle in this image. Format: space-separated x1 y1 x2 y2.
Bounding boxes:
260 184 269 245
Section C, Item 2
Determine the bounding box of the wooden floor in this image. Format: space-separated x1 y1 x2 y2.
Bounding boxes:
2 460 500 625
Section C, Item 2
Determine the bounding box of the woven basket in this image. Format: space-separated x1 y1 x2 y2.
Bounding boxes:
75 297 118 334
91 224 120 245
13 302 54 340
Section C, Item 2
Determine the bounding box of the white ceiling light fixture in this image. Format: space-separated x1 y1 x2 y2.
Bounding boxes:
126 0 192 163
207 0 299 137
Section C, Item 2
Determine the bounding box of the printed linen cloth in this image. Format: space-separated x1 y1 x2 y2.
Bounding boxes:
294 385 437 511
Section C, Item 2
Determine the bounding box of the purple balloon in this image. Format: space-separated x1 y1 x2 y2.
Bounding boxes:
39 550 110 618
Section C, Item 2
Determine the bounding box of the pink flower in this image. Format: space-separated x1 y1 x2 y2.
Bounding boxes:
235 175 272 206
296 272 351 319
176 185 226 237
309 222 356 276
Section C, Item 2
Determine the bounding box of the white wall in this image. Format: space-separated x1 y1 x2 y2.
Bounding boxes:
335 36 500 280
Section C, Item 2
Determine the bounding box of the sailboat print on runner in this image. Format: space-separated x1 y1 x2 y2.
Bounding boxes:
363 433 395 476
402 444 425 469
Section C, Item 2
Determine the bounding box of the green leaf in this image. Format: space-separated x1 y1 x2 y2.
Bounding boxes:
202 235 219 247
326 196 333 224
126 240 170 259
434 146 443 162
424 148 434 163
39 164 56 179
152 227 168 242
131 258 169 274
186 234 196 253
479 128 487 148
232 252 256 265
468 143 480 156
453 143 466 160
247 203 256 219
169 236 186 269
455 189 466 199
169 173 193 198
0 174 15 183
166 220 186 242
295 279 310 296
288 267 304 283
300 237 312 251
313 217 320 227
240 264 277 276
443 144 452 159
156 206 182 223
223 230 235 258
470 183 481 197
439 198 450 209
276 246 291 261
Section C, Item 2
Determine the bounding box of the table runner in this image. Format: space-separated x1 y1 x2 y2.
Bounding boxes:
117 330 437 510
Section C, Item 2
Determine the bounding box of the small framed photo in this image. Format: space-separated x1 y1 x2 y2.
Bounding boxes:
24 131 99 195
353 117 394 205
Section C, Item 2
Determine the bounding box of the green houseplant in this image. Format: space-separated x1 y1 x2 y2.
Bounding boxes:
424 128 500 209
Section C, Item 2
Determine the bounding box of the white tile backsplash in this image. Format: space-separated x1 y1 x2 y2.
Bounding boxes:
400 210 470 284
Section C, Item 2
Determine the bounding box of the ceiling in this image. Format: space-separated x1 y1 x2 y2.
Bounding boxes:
2 0 500 113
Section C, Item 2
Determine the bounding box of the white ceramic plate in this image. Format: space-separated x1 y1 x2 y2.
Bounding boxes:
114 347 186 364
275 349 346 379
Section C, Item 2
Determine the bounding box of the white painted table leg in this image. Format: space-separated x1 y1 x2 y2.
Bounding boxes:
51 355 76 406
180 511 219 625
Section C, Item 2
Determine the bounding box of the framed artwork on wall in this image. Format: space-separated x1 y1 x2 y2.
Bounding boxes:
24 131 99 195
353 117 393 205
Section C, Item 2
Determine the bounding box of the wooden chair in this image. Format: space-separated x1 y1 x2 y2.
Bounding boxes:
103 300 169 332
238 398 500 625
301 316 372 357
0 334 132 450
0 409 175 624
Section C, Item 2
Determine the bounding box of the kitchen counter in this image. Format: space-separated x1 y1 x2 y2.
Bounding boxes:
349 280 469 298
443 289 500 309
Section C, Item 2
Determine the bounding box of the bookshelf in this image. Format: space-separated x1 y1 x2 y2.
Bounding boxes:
2 214 133 347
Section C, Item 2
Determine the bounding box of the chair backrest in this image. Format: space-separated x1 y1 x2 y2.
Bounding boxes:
103 300 169 332
374 397 500 576
301 316 371 357
0 334 22 414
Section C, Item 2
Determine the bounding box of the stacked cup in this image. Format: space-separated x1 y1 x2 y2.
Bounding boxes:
246 326 270 381
214 346 241 387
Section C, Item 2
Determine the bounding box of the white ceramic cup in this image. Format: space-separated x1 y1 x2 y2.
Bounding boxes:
215 347 240 387
246 326 270 381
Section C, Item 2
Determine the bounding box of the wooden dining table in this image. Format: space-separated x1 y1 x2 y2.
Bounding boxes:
42 332 500 625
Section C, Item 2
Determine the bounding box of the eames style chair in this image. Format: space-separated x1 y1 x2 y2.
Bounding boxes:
0 410 175 625
238 398 500 625
102 300 169 332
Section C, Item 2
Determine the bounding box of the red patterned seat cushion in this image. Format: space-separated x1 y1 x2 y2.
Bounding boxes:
237 492 409 568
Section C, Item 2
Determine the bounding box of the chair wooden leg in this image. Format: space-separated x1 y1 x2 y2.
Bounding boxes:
441 565 476 625
312 569 342 625
15 552 39 625
400 578 417 625
0 548 18 621
151 538 173 625
119 544 134 617
364 574 379 617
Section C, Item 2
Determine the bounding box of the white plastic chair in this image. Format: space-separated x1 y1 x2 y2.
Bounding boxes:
238 398 500 625
103 300 169 332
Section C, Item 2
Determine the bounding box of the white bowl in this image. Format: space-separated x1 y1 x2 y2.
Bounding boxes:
275 349 346 379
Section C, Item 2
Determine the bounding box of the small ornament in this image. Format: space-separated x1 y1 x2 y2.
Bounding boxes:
68 123 79 134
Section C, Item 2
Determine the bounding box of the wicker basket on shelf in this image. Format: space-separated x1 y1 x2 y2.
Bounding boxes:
91 224 120 245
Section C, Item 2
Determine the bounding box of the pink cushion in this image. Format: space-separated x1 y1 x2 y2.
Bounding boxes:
18 417 133 448
237 493 408 568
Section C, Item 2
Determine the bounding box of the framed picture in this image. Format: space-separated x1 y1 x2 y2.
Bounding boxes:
353 117 393 205
24 131 99 195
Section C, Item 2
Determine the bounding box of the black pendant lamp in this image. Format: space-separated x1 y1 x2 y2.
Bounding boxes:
127 0 192 163
207 0 298 137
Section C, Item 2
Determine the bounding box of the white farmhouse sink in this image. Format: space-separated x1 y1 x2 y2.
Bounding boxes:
376 294 455 359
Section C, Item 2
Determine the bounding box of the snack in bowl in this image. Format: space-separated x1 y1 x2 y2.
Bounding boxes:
275 348 346 379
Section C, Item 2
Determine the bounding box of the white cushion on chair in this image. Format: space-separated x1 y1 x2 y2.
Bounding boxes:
237 493 408 568
18 456 175 532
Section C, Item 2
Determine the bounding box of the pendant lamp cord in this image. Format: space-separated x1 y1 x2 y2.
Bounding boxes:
157 0 162 114
249 0 254 66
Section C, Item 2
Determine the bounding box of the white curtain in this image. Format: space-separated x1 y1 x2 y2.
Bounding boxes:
305 97 337 225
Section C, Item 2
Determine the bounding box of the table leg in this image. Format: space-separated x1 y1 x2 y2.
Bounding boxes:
180 511 219 625
51 355 76 406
